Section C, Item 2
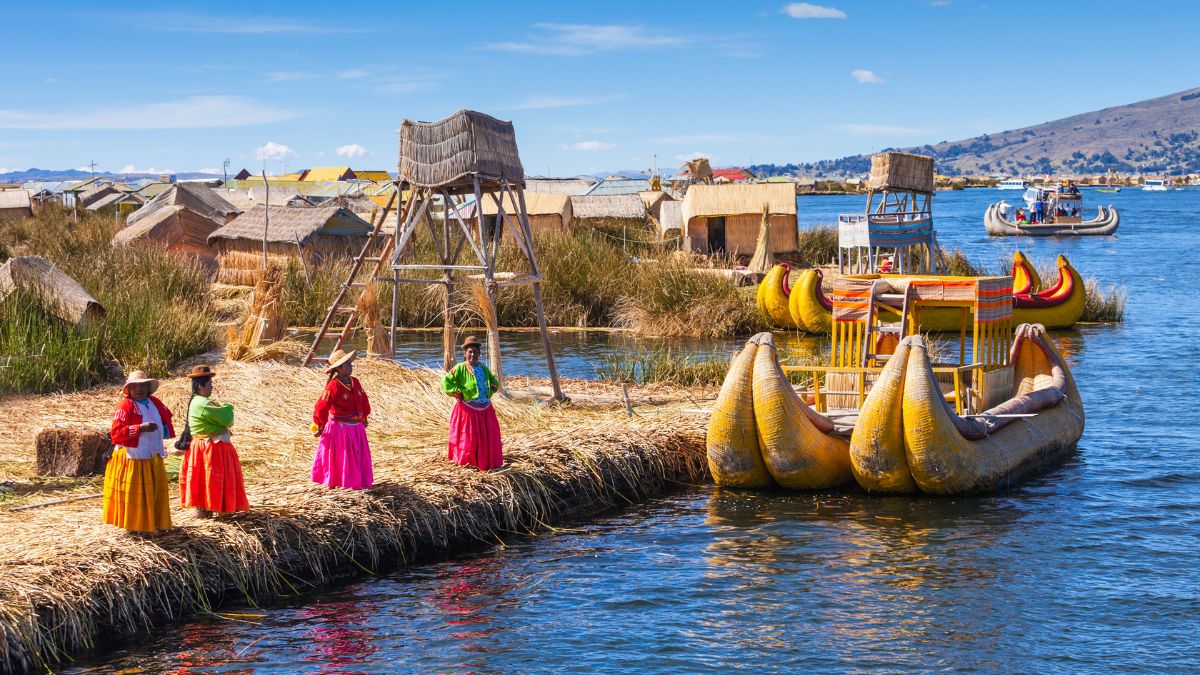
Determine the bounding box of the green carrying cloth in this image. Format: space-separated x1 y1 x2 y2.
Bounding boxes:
188 395 234 437
441 362 499 403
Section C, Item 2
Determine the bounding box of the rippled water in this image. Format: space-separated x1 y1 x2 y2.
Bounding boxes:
75 188 1200 672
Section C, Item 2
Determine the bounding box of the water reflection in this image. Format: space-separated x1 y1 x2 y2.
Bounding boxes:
298 599 380 672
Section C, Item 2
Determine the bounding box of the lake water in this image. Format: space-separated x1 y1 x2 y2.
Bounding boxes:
74 188 1200 672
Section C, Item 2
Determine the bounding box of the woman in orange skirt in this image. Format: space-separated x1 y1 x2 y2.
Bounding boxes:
103 370 174 532
180 365 249 515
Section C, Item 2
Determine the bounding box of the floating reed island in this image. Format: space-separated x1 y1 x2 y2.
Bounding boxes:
0 359 709 673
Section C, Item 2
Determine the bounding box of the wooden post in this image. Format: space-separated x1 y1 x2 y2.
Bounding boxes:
441 193 455 371
261 170 270 271
515 187 564 401
472 177 504 388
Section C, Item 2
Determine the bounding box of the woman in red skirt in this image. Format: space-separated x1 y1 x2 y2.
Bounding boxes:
180 365 250 516
441 336 503 471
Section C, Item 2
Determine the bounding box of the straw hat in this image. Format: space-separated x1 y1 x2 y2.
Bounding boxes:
122 370 160 396
324 349 357 374
186 365 217 379
460 336 482 350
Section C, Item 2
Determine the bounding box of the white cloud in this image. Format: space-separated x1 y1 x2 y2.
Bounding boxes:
336 143 369 160
561 141 617 151
675 152 713 163
373 77 441 94
783 3 847 19
197 167 220 175
266 71 316 82
852 69 884 84
0 167 11 174
129 11 369 34
0 96 295 130
44 77 57 85
255 142 296 162
117 164 173 174
337 69 367 79
836 123 929 135
505 93 624 110
488 23 687 56
75 166 94 172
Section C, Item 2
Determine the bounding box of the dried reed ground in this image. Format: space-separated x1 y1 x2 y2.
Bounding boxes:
0 359 711 673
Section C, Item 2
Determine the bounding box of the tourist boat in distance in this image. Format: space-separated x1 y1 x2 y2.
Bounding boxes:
984 184 1118 236
1142 179 1175 191
709 275 1084 495
997 178 1028 190
760 250 1088 333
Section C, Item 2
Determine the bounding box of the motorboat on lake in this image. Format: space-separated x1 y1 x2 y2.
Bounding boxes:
997 178 1028 190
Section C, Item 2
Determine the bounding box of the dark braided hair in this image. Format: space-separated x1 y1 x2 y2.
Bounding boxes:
173 375 212 450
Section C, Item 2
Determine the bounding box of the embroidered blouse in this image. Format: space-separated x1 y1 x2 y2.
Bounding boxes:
313 376 371 427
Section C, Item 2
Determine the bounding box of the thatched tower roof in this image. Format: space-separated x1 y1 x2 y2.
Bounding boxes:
208 205 371 246
398 110 524 192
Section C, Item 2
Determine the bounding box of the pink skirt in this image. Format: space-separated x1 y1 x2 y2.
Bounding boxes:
448 401 503 471
312 421 374 489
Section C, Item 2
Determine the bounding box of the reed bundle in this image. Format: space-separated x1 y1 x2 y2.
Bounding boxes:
225 266 287 361
0 359 707 672
354 281 390 357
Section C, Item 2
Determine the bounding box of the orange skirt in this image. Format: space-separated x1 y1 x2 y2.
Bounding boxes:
180 438 250 513
102 448 172 532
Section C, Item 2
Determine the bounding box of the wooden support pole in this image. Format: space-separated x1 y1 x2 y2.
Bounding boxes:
515 187 564 401
472 176 504 388
441 193 455 371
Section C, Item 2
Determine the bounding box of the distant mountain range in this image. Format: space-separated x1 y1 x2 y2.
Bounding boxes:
0 168 221 183
751 86 1200 178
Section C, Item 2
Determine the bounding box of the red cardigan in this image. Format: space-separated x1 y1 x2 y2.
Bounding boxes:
313 376 371 427
110 396 175 448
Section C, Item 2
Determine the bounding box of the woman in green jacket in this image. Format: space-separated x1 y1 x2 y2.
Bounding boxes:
180 365 250 514
440 336 503 470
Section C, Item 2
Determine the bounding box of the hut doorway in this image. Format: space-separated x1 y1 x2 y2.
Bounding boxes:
709 216 726 253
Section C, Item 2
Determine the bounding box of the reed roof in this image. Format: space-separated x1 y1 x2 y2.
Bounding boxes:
868 151 935 193
475 191 571 217
680 183 796 224
127 183 240 228
0 189 32 209
658 200 683 233
569 193 646 220
525 177 596 194
398 110 525 192
209 205 372 245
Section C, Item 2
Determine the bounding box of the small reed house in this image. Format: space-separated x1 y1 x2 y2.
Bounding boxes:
112 183 241 267
568 193 647 231
680 184 798 255
476 191 573 232
208 205 372 284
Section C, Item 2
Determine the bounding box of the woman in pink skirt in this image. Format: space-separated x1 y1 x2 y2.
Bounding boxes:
441 336 503 471
311 349 373 489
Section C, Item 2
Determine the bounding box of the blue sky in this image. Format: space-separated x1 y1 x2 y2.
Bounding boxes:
2 0 1198 176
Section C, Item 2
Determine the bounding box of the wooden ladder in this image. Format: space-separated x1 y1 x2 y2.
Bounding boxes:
301 191 402 367
861 280 913 367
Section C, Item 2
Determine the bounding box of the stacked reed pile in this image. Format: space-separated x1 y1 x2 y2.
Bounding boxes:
0 359 707 673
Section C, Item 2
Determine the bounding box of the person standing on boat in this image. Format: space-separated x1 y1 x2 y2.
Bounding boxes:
441 336 503 471
180 365 250 516
311 349 374 489
103 371 174 532
1033 197 1045 224
998 199 1010 217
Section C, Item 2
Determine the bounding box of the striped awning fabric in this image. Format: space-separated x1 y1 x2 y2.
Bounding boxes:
832 276 1013 323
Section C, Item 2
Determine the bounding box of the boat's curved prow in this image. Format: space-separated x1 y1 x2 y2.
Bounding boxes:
789 268 832 334
1012 255 1086 328
1011 250 1042 295
756 264 794 328
901 325 1085 494
706 340 773 487
849 339 917 493
749 332 852 489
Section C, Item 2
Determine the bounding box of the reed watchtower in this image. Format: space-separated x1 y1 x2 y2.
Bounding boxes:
837 152 943 275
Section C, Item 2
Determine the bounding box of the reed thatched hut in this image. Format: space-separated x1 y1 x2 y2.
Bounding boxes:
459 192 573 233
658 199 683 237
0 189 34 220
208 205 372 284
0 256 105 327
568 193 647 230
112 184 240 266
680 183 798 255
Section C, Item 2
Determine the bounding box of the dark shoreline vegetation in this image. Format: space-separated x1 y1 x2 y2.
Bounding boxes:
1 208 1123 396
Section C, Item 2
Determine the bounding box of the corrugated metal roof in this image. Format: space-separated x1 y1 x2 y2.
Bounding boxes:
583 178 651 196
526 177 596 195
303 166 354 182
301 182 364 198
353 170 393 182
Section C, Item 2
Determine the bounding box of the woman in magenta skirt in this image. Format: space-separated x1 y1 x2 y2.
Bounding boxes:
441 336 503 471
311 349 374 489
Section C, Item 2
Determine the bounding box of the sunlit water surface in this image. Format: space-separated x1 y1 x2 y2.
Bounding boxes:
74 188 1199 672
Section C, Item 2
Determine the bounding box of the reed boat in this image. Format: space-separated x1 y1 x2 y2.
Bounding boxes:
755 262 794 328
765 252 1086 333
984 203 1119 236
706 332 852 490
709 273 1085 495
